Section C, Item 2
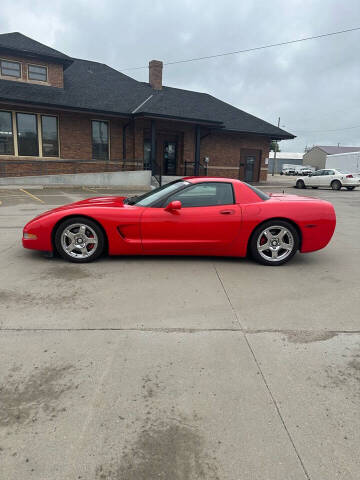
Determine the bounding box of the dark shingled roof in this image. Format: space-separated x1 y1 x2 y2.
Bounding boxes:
0 32 72 66
0 33 294 140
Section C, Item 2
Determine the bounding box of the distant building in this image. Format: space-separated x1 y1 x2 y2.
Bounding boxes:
303 146 360 170
326 151 360 173
267 152 303 173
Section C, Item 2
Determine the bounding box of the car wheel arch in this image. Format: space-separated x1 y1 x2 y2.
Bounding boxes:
246 217 302 255
51 214 109 255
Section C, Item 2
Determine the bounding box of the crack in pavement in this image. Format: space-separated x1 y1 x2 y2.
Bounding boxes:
212 263 312 480
0 327 359 334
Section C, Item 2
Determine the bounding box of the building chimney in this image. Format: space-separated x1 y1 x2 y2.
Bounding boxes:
149 60 163 90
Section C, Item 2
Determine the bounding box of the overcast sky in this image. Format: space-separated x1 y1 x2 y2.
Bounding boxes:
1 0 360 152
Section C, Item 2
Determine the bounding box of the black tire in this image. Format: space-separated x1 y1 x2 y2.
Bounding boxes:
311 186 318 189
346 186 355 191
296 179 305 189
249 220 299 266
331 180 342 191
55 217 105 263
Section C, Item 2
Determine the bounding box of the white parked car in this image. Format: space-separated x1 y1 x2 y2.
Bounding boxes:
295 169 360 191
297 167 313 176
281 167 296 175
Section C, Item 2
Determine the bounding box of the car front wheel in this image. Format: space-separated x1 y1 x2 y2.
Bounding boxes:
55 217 105 263
250 220 299 266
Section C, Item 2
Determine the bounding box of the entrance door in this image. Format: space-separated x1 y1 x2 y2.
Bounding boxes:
244 155 256 182
164 142 177 175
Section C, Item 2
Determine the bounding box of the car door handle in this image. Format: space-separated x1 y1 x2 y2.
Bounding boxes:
220 209 235 215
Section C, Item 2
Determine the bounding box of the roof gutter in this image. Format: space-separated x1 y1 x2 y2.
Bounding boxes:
0 98 131 119
221 128 296 140
0 46 73 68
132 111 223 127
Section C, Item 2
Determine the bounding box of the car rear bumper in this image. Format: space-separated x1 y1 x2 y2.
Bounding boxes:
343 179 360 186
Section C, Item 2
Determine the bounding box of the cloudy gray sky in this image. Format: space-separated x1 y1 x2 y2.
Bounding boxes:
1 0 360 152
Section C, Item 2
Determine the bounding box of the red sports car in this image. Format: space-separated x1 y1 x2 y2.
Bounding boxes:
22 177 336 266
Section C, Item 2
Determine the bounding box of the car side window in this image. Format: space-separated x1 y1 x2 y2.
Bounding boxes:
313 170 323 176
165 182 234 207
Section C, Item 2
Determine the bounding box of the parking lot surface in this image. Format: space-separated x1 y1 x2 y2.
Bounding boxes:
0 185 359 479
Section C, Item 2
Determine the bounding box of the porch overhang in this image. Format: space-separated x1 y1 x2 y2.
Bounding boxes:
132 111 224 128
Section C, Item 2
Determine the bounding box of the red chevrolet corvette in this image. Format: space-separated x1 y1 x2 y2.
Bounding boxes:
22 177 336 266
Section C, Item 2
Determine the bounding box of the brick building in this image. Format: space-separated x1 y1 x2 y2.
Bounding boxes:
0 32 294 182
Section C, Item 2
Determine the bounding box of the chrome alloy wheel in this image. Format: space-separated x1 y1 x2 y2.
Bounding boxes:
256 225 294 262
60 223 98 259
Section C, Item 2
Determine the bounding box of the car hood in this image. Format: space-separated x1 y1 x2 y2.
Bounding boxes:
31 196 128 220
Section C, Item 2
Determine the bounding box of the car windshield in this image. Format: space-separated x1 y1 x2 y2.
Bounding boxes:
125 180 190 206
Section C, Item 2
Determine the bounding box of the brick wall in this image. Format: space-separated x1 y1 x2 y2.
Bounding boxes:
0 54 64 88
201 131 270 181
0 105 270 180
0 161 125 178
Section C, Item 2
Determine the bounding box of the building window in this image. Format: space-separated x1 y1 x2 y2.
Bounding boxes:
28 64 47 82
16 113 39 156
41 115 58 156
0 60 21 78
0 111 14 155
92 120 109 160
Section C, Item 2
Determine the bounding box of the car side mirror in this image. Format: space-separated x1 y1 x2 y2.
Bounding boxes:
165 200 182 211
308 173 313 177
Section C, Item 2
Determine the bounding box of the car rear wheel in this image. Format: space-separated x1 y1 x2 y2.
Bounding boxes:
331 180 342 191
250 220 299 266
296 179 305 189
346 186 355 191
55 217 105 263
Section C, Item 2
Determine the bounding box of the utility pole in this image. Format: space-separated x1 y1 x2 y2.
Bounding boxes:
271 117 281 176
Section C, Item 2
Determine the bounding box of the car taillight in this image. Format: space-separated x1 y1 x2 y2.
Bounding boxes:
346 174 353 178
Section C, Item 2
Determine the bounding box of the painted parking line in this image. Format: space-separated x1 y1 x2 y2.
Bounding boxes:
82 186 98 193
19 188 45 204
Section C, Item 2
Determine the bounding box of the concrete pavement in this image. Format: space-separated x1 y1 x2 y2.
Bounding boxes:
0 185 359 479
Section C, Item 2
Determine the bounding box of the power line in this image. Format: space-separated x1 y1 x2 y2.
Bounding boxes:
293 124 360 134
122 26 360 71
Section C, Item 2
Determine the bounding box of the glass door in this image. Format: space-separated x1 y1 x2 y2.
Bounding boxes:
244 155 256 182
164 142 177 175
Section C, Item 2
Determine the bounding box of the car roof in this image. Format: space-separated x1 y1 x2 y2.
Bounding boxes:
183 176 241 184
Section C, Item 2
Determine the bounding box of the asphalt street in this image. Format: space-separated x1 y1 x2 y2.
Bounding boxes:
0 184 359 479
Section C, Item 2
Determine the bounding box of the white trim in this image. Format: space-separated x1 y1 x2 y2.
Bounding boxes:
131 95 153 114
